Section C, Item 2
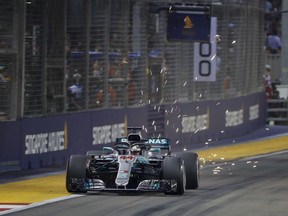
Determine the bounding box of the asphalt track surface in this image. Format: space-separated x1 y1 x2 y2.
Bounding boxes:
0 125 288 215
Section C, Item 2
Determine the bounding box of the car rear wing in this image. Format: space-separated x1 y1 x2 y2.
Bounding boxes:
115 137 171 151
145 138 170 150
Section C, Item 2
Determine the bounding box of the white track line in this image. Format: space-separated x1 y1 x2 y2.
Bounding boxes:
0 194 83 215
240 150 288 161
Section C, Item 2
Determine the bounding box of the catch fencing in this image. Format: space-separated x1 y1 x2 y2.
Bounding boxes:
0 0 265 120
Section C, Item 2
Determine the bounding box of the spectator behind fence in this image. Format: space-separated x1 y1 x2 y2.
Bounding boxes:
265 0 272 13
67 72 83 111
0 65 10 119
263 64 273 99
266 30 281 54
127 71 137 105
95 86 117 107
223 72 235 98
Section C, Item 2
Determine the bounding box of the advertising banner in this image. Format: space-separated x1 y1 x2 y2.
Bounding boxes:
0 121 21 170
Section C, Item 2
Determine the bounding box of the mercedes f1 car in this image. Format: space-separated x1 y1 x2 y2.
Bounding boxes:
66 127 199 195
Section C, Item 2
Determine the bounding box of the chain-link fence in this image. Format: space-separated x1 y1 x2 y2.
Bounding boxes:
0 0 265 120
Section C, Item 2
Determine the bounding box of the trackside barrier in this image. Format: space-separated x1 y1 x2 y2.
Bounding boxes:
0 92 267 171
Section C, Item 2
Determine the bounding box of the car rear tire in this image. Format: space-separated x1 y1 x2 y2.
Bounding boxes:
66 155 87 193
163 157 185 195
175 152 199 189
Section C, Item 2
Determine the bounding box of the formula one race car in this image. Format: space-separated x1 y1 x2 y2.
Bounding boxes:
66 127 199 195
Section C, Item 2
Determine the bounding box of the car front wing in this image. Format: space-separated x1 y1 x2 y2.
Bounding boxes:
71 178 178 193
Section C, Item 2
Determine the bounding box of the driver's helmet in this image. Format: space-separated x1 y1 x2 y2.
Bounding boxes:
131 145 141 155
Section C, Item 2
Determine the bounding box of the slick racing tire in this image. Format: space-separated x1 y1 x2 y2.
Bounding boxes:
163 157 185 195
174 152 199 189
66 155 87 193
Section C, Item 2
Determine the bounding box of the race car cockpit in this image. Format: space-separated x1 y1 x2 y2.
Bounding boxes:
114 142 130 155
